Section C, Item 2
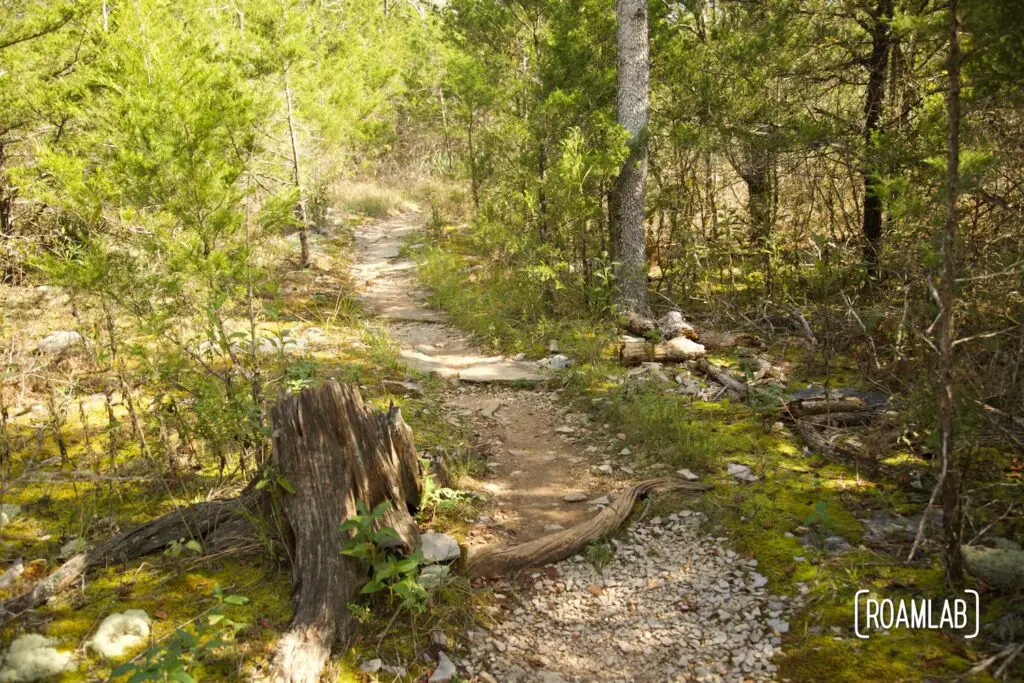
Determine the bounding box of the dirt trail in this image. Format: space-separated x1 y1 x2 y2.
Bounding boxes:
351 213 796 683
352 212 612 543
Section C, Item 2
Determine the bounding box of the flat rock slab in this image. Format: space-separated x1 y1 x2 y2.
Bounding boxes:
400 350 546 384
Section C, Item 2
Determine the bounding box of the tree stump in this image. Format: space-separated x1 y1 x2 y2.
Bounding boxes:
267 382 422 683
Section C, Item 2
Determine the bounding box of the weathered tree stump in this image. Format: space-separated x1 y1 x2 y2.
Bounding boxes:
267 382 422 683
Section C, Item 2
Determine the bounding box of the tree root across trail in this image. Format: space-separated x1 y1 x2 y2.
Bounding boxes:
1 380 706 683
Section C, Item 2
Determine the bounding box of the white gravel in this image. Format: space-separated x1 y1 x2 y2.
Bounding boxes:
463 511 799 682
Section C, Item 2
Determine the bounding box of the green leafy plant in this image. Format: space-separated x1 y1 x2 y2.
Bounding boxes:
803 500 837 550
340 500 428 613
585 538 614 571
111 586 248 682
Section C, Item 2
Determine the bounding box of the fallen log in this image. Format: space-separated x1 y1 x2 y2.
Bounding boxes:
466 478 710 577
786 397 870 417
693 358 748 396
619 336 706 366
804 411 877 428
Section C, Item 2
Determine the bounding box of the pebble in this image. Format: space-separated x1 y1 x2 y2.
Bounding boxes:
562 492 588 503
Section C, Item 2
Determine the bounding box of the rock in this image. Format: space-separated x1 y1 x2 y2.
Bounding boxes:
477 399 503 418
0 504 21 529
479 673 499 683
676 469 699 481
554 425 575 434
538 672 569 683
823 536 853 554
767 618 789 634
539 354 573 370
595 464 613 474
589 495 611 506
428 651 456 682
59 537 87 559
89 610 151 659
663 336 706 359
0 558 25 590
36 331 83 355
0 634 75 682
359 659 383 674
382 379 424 397
963 544 1024 589
727 463 752 479
750 572 768 589
419 564 450 589
511 352 526 361
421 532 461 564
658 311 698 341
619 447 631 456
562 492 588 503
430 630 448 648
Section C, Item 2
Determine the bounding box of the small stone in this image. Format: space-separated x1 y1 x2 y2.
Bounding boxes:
620 447 631 456
359 658 383 674
676 469 699 481
750 572 768 589
589 495 611 506
421 532 461 564
562 491 588 502
587 584 604 597
382 379 424 397
555 425 575 434
428 651 456 682
36 330 84 355
430 630 448 647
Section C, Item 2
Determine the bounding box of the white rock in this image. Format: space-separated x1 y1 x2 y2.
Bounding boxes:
676 469 699 481
59 538 87 559
750 572 768 589
36 331 83 355
562 492 588 503
0 634 74 681
554 425 575 434
539 354 573 370
419 564 449 589
428 651 456 682
589 495 611 506
727 463 752 479
421 532 461 564
0 504 21 529
359 658 382 674
89 610 151 659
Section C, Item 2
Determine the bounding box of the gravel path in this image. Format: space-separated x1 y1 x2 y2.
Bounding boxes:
464 511 798 683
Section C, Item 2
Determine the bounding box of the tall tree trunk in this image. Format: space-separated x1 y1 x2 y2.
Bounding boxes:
611 0 652 318
739 147 775 292
861 0 894 277
939 0 964 592
284 65 310 270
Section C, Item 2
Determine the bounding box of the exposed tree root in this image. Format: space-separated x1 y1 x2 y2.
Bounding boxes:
466 478 710 578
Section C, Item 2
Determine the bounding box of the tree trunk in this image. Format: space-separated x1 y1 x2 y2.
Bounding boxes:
738 147 775 291
467 479 708 577
861 0 894 277
611 0 652 318
939 0 964 591
284 65 310 270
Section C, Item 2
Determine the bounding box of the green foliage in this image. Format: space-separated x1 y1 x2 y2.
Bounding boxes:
340 500 429 614
585 538 614 571
111 586 249 683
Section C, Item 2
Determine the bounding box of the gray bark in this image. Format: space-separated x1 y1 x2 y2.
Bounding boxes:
611 0 652 317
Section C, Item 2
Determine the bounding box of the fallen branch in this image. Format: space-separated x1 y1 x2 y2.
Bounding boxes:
693 358 748 396
466 478 710 577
